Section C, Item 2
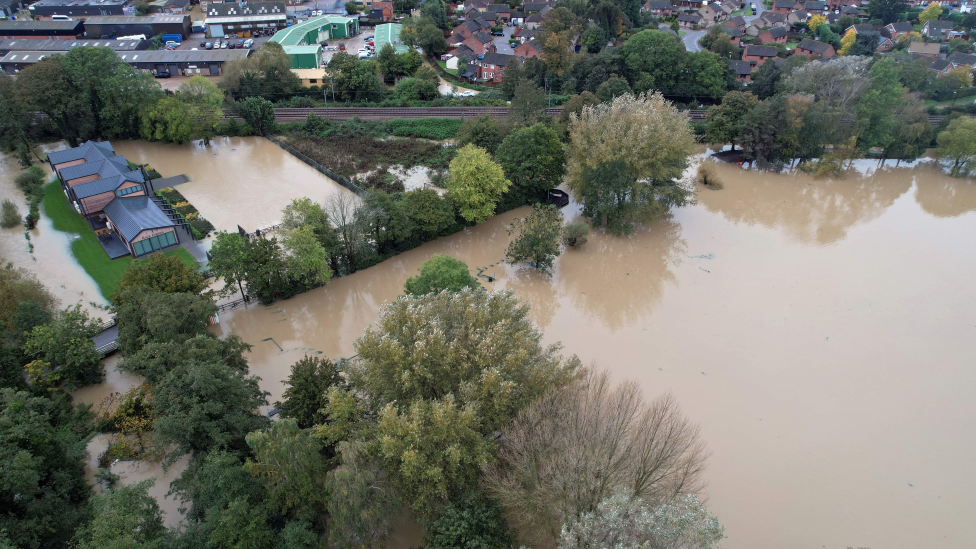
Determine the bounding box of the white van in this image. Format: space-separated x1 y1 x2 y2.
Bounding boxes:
51 15 73 21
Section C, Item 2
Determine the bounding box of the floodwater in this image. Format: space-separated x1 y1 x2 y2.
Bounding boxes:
208 158 976 549
113 137 353 234
0 152 110 318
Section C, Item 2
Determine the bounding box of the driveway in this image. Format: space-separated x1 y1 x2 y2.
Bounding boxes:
682 28 706 52
492 25 516 55
743 1 765 24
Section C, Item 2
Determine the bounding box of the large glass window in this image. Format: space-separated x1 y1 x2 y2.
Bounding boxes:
116 185 141 197
132 231 177 256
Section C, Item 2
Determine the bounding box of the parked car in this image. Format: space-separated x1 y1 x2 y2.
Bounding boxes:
243 39 254 48
205 42 213 49
220 42 228 48
237 39 245 48
357 48 372 59
338 43 346 50
154 71 171 78
200 41 207 48
164 40 179 48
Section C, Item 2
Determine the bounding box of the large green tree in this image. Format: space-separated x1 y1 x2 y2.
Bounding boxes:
867 0 907 24
506 204 563 275
244 418 327 520
75 481 170 549
705 91 760 151
277 355 343 429
403 254 480 296
495 124 566 200
23 305 103 388
446 144 511 223
619 30 685 94
116 252 208 300
937 116 976 177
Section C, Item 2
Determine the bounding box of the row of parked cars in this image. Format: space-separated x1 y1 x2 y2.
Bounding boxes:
200 38 254 50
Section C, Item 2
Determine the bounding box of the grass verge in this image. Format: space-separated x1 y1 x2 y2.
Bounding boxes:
41 180 198 302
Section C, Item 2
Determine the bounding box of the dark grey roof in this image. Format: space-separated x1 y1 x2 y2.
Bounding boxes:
103 197 175 241
526 13 544 22
473 31 493 43
725 26 742 37
726 15 746 27
510 10 524 17
887 22 913 33
798 38 831 53
58 156 128 181
486 3 509 12
766 27 788 38
840 4 859 13
524 2 548 12
73 173 143 199
481 51 513 66
0 19 83 32
452 44 476 59
644 0 673 8
774 0 796 7
206 1 285 17
678 13 703 22
762 12 786 23
929 59 951 71
47 140 114 165
730 60 752 75
947 51 976 67
745 45 777 57
804 0 825 10
848 24 877 33
0 38 149 52
925 20 953 30
84 14 187 25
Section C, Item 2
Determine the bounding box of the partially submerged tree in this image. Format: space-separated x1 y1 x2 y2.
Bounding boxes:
403 254 480 296
277 355 343 429
506 204 563 275
446 144 511 223
75 480 170 549
937 116 976 177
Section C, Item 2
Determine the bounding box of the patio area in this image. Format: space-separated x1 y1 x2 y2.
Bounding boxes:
96 232 130 259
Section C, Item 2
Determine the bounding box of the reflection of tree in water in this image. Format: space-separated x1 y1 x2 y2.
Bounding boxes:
559 215 685 332
697 163 913 246
913 169 976 218
506 267 560 330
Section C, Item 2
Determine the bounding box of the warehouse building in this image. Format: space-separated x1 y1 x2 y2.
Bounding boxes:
270 14 359 47
0 0 27 19
374 23 407 53
28 0 134 18
0 38 150 55
83 14 192 40
282 44 321 68
0 20 85 40
1 48 250 75
204 1 287 38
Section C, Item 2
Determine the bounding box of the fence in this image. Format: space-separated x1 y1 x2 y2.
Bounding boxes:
264 134 366 198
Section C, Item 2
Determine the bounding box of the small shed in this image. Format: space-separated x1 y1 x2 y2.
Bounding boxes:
283 45 322 68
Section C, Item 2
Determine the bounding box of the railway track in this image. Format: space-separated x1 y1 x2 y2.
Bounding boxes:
223 107 715 123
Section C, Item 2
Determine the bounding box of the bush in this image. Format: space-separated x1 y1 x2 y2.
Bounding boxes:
286 95 317 108
561 221 589 247
386 118 464 140
697 164 723 189
403 255 480 296
1 199 21 229
14 166 44 189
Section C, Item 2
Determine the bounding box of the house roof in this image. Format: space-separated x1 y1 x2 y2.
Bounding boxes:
452 44 476 59
371 1 393 8
526 13 544 22
644 0 673 9
765 26 788 38
0 38 148 52
84 14 188 25
925 20 953 31
744 45 778 57
847 24 876 34
790 9 808 19
947 51 976 67
929 59 951 71
48 140 114 165
73 172 143 199
886 22 913 33
58 155 129 181
481 51 513 66
725 26 742 37
677 12 703 22
804 0 825 10
730 60 752 75
797 38 831 53
524 1 548 12
761 12 786 23
840 5 859 14
726 15 746 27
774 0 796 7
486 3 510 12
103 197 175 242
473 31 493 43
270 15 356 46
375 23 408 53
908 41 940 55
0 20 82 32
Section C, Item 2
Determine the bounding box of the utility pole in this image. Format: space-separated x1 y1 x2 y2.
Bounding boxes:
324 87 328 115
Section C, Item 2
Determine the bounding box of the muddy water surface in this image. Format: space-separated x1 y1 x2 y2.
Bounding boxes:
113 137 353 234
212 159 976 549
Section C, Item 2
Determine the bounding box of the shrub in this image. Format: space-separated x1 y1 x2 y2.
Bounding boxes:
287 95 317 108
386 118 464 140
14 166 44 189
697 164 723 190
403 255 480 296
1 199 20 229
561 221 589 248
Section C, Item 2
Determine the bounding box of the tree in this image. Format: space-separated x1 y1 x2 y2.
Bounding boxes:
116 252 207 300
937 116 976 177
457 115 504 154
277 354 343 429
856 57 906 156
140 95 193 143
207 231 252 299
237 96 276 134
282 225 333 287
351 289 579 431
113 288 217 361
374 395 493 519
177 75 225 143
566 93 695 233
561 222 589 247
541 31 575 77
558 494 725 549
595 76 632 103
559 91 601 125
446 144 511 223
0 389 90 549
281 197 342 272
395 77 439 100
0 200 18 229
918 2 942 25
244 418 327 520
808 14 827 33
420 0 447 29
404 254 480 296
506 204 563 275
221 41 300 101
346 0 360 14
423 492 514 549
484 369 708 544
23 304 103 388
838 27 857 55
152 359 270 458
326 442 399 549
402 188 456 240
867 0 907 24
0 264 58 336
751 60 781 100
495 123 566 200
704 91 759 151
404 16 449 57
76 480 169 549
619 30 686 94
509 81 548 126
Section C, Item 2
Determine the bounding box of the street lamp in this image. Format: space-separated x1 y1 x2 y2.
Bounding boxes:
952 90 958 106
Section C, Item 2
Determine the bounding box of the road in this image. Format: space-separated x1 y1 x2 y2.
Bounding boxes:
677 1 766 52
492 25 517 55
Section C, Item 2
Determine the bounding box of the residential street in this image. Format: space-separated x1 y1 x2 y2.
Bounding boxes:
492 25 517 55
681 1 765 52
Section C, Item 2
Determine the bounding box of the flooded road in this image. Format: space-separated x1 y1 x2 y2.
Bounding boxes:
113 137 353 234
0 153 109 319
211 159 976 549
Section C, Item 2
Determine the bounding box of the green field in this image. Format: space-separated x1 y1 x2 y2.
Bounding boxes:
41 180 197 302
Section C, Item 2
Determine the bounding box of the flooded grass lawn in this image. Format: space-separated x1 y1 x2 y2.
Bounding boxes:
41 180 197 301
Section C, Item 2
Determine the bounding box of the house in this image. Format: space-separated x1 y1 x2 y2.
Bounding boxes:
149 0 191 15
453 19 485 40
292 68 327 87
742 44 778 66
463 0 489 12
513 39 540 60
795 37 835 58
719 2 738 16
476 51 512 83
47 141 182 259
773 0 801 13
642 0 676 16
370 1 394 21
839 4 860 15
525 12 544 29
907 40 940 58
786 9 808 24
448 43 477 62
461 31 495 55
946 51 976 68
679 0 704 9
725 15 747 29
803 0 826 14
204 2 288 37
486 3 511 22
730 59 753 82
921 20 953 41
677 12 705 28
523 2 550 14
724 25 743 38
510 11 525 24
928 58 953 76
885 22 913 41
698 4 723 22
758 26 788 43
877 35 894 52
758 12 788 27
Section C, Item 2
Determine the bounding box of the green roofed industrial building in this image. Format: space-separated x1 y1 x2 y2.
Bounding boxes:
282 45 322 69
375 23 408 53
270 15 357 68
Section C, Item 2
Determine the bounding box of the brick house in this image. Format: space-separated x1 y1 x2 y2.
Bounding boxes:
877 35 894 52
773 0 801 13
486 3 511 22
730 59 753 82
758 11 788 27
525 12 544 29
642 0 676 17
795 37 835 58
928 59 953 76
907 40 940 58
803 0 826 14
786 9 808 25
885 22 913 41
677 12 705 28
947 51 976 69
922 20 953 41
724 15 747 30
523 2 550 14
679 0 704 9
476 51 513 83
758 26 788 43
513 40 541 60
742 45 778 67
370 1 394 20
698 4 723 22
461 31 495 55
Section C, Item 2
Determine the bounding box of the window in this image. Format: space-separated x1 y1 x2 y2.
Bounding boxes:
116 184 141 197
132 231 177 256
310 79 317 83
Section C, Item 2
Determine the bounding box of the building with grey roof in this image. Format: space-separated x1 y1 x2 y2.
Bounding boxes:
28 0 133 18
0 47 249 75
0 38 149 55
83 14 191 39
0 19 85 39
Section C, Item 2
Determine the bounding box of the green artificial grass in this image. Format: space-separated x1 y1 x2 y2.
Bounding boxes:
41 180 198 302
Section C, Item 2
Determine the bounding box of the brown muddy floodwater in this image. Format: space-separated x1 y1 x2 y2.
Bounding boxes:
113 137 352 234
0 152 109 318
208 159 976 549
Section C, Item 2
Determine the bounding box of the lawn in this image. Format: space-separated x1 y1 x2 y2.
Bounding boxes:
436 59 457 76
41 180 198 302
